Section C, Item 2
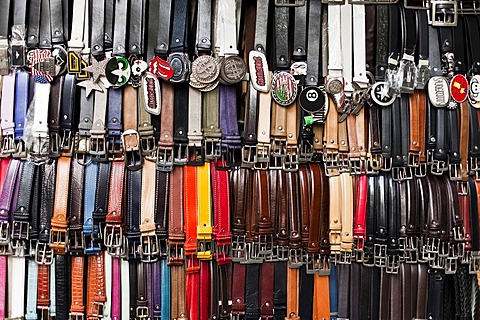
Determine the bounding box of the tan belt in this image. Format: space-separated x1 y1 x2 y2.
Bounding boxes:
285 267 300 320
323 97 339 176
50 157 71 255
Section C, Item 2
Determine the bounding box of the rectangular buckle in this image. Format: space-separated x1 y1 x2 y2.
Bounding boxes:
35 242 54 265
231 235 246 262
415 163 428 178
60 129 73 156
408 152 421 168
242 242 263 264
227 145 242 168
373 244 387 268
275 0 305 6
385 255 400 274
214 243 231 264
453 226 465 241
269 154 283 170
156 146 174 172
318 255 330 275
122 130 143 170
349 158 365 175
69 312 85 320
136 306 149 318
67 230 85 254
0 38 9 75
49 229 67 255
196 239 213 260
139 234 160 262
448 163 462 181
11 221 29 241
349 0 397 3
107 136 124 161
12 139 27 159
276 246 289 262
91 302 104 318
380 156 392 172
140 134 156 158
167 243 185 265
354 237 365 263
173 143 189 165
104 224 124 256
299 139 314 163
258 234 274 255
416 60 430 89
48 132 61 158
187 144 205 166
255 143 271 170
305 253 320 274
445 257 458 274
37 307 50 320
337 251 352 265
430 0 458 27
288 248 303 268
431 159 447 175
282 151 299 172
90 134 107 159
241 144 257 167
204 138 221 160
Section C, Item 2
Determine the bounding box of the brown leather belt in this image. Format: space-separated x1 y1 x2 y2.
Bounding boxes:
50 157 71 255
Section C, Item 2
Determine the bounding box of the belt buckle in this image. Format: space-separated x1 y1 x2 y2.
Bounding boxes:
408 152 420 168
136 306 149 319
318 255 330 275
12 139 27 159
430 0 458 27
448 162 462 181
126 236 140 260
380 156 392 172
258 234 274 256
397 54 418 93
426 237 440 256
69 312 85 320
122 130 144 170
288 248 303 268
282 150 299 172
354 237 365 263
173 142 189 165
305 253 320 274
231 235 246 262
48 132 61 158
437 241 449 257
214 243 232 264
35 242 54 265
37 307 50 320
156 146 174 172
104 224 123 249
276 245 289 262
445 257 458 274
349 157 365 175
226 145 242 168
245 241 263 264
0 38 9 75
338 152 350 172
60 129 73 156
90 134 108 161
140 134 156 158
431 159 447 175
187 144 204 166
91 302 104 318
275 0 305 6
204 138 221 160
196 239 213 260
337 250 352 265
431 253 446 269
367 154 382 174
85 237 102 255
108 136 124 161
416 59 430 89
373 244 387 268
385 255 400 274
324 152 339 176
269 154 283 170
1 133 16 156
404 0 429 8
49 228 67 255
11 221 29 242
255 143 271 170
453 226 465 241
241 144 257 168
67 230 85 254
405 237 418 264
140 234 160 262
167 243 185 265
299 139 314 163
415 163 428 178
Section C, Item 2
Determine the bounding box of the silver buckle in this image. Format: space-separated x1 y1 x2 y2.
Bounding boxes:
431 159 447 175
255 143 271 170
167 243 185 265
275 0 305 6
337 250 352 265
156 146 174 172
288 248 303 268
139 234 160 262
91 302 104 318
69 312 85 320
231 235 247 262
374 244 387 268
282 151 299 172
241 144 257 167
204 138 221 160
404 0 429 9
136 306 149 319
35 242 54 265
429 0 458 27
386 255 400 274
1 133 16 157
349 0 398 3
103 224 124 256
305 253 320 274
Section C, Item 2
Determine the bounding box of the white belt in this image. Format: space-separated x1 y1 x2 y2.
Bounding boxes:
120 259 130 319
50 262 56 317
187 87 203 147
340 3 353 95
103 253 112 320
216 0 238 56
31 83 51 139
327 5 343 78
67 0 87 49
7 257 26 318
24 260 38 320
352 4 369 87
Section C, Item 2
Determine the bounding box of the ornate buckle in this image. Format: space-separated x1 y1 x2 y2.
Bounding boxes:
288 248 303 268
35 242 54 265
139 234 160 262
50 228 67 255
1 133 16 157
167 243 185 265
156 146 174 172
136 306 150 319
122 130 143 170
430 0 458 27
0 38 9 75
241 144 257 168
231 235 246 262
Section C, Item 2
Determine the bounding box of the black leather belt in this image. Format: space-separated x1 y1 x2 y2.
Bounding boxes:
91 0 105 59
126 169 142 260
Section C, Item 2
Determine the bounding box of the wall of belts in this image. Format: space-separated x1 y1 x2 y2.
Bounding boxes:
0 0 478 319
